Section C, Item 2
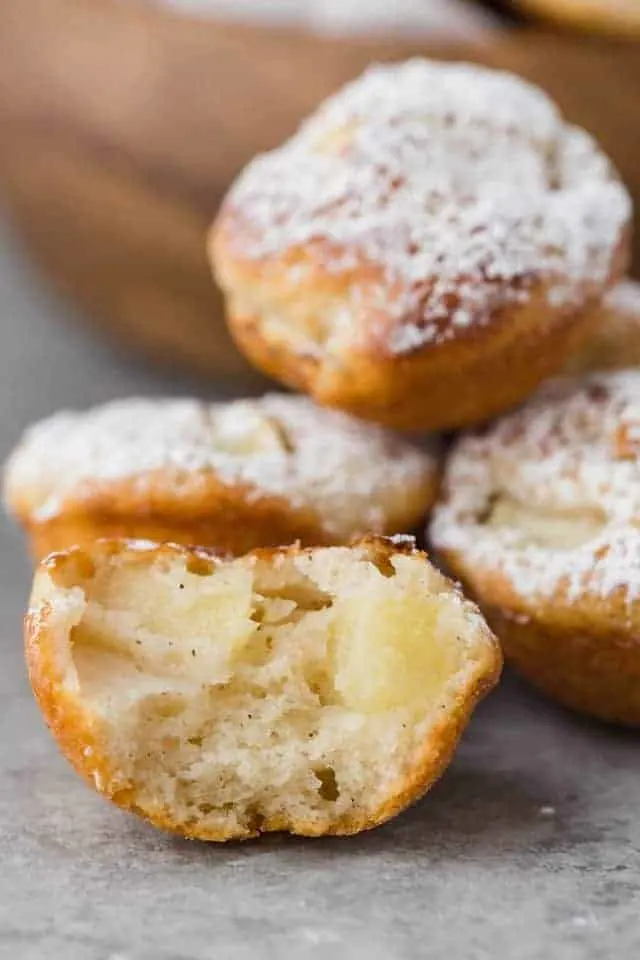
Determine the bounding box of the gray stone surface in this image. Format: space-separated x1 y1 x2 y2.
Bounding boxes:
0 220 637 960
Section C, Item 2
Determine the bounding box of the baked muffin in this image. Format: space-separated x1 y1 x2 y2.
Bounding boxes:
211 59 630 431
566 280 640 375
25 536 501 840
3 394 438 561
431 369 640 725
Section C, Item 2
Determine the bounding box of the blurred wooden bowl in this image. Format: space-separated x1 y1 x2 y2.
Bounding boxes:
515 0 640 36
0 0 444 387
0 1 637 386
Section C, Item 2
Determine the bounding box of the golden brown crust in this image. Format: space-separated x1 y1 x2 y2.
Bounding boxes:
439 549 640 727
19 475 337 563
5 396 439 560
216 269 615 431
20 469 440 564
430 370 640 725
488 606 640 728
211 59 630 431
25 537 501 840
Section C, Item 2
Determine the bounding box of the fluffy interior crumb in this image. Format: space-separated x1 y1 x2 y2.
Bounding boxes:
483 495 605 549
50 546 482 834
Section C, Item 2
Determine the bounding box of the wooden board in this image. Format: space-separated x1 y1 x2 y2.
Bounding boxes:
0 0 637 386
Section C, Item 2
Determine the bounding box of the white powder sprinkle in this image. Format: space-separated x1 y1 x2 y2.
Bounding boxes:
4 394 437 539
387 533 417 546
431 369 640 605
220 59 630 355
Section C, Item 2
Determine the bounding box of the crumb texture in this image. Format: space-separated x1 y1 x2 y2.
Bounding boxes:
220 59 629 352
30 540 497 838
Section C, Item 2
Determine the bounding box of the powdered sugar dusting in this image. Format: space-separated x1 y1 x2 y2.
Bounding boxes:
4 395 436 538
387 533 417 546
220 59 630 354
431 370 640 605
